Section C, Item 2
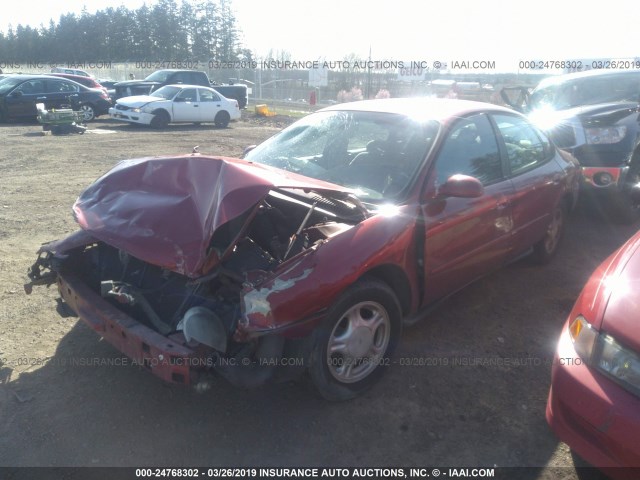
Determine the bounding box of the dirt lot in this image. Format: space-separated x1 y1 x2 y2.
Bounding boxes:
0 114 637 478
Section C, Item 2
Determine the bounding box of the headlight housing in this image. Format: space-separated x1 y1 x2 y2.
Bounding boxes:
585 126 627 144
569 315 640 397
595 334 640 397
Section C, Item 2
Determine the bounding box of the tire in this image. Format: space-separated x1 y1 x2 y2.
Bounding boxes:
531 203 566 264
79 104 95 122
309 278 402 401
150 110 170 129
214 111 230 128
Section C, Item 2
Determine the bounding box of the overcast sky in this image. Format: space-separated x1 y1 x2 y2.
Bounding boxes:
2 0 639 69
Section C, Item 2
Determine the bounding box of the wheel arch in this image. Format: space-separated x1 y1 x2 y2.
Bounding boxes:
357 264 412 317
151 107 171 118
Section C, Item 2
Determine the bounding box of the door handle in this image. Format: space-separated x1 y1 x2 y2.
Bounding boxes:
36 96 47 100
193 105 199 107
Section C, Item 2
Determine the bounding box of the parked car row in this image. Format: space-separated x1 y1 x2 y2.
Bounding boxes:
0 70 244 127
0 74 111 122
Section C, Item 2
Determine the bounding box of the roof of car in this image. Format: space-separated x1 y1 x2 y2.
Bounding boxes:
163 84 215 89
318 98 516 121
3 74 73 80
48 73 98 81
1 74 91 89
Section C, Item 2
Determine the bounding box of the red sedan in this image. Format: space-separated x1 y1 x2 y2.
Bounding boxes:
547 229 640 478
26 99 579 400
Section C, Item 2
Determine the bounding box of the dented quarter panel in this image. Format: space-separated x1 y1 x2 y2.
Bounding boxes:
238 204 421 338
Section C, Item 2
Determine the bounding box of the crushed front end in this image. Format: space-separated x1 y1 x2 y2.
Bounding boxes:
25 155 367 390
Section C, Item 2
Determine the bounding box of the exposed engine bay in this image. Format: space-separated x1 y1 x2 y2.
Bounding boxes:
45 188 360 364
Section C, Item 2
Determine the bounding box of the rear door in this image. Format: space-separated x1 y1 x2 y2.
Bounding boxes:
197 88 223 122
490 113 562 256
171 87 199 122
421 113 515 303
45 79 81 110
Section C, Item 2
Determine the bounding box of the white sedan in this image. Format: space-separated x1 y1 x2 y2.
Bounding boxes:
109 84 241 128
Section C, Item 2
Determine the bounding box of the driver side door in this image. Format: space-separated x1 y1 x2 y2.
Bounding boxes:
421 113 515 304
171 88 199 122
6 79 47 119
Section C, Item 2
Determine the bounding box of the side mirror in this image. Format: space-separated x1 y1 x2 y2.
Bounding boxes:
500 86 530 113
438 174 484 198
242 145 257 158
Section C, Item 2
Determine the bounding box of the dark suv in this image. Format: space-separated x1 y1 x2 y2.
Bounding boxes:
504 70 640 222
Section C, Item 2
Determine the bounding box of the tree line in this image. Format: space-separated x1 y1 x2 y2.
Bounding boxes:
0 0 250 63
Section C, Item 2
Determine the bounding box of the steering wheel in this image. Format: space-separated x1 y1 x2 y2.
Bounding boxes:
366 139 387 156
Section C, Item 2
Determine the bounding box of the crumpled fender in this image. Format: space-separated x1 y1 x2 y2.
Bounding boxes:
37 229 97 255
237 205 421 340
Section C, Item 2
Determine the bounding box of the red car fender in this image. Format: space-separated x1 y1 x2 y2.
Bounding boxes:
236 205 422 340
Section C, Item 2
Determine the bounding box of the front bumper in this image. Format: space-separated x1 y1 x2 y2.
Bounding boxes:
57 271 201 386
546 323 640 474
108 107 154 125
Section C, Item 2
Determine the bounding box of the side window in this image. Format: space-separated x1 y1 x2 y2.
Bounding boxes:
172 72 189 84
199 89 220 102
55 81 80 93
46 80 79 93
16 80 46 95
189 72 205 84
435 114 502 186
175 88 197 102
493 114 549 176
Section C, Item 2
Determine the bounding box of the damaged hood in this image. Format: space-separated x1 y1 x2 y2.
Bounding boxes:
115 95 164 108
73 155 360 278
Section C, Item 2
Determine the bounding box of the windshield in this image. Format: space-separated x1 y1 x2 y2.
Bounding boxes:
144 71 171 83
0 77 26 95
530 74 640 111
245 110 439 202
150 86 181 100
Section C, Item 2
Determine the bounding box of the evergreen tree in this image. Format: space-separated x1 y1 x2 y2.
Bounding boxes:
0 0 245 63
